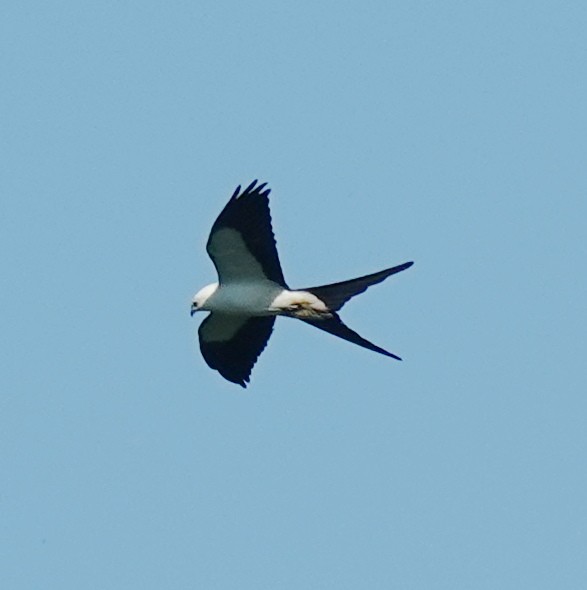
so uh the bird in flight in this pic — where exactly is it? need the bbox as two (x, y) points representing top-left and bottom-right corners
(191, 180), (413, 387)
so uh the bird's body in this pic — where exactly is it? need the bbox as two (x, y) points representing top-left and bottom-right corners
(196, 281), (281, 316)
(191, 180), (413, 387)
(195, 281), (331, 318)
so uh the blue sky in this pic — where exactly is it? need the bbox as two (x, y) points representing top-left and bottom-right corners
(2, 2), (586, 588)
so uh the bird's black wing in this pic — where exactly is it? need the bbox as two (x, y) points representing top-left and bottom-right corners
(206, 180), (287, 286)
(301, 313), (402, 360)
(198, 313), (275, 387)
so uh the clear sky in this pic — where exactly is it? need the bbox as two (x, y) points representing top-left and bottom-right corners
(2, 2), (586, 588)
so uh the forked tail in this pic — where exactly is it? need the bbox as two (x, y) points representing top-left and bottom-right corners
(300, 313), (403, 360)
(301, 261), (413, 312)
(298, 260), (414, 360)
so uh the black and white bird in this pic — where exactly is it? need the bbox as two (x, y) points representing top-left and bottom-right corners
(191, 180), (413, 387)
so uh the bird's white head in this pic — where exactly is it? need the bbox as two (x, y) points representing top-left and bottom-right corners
(190, 282), (218, 316)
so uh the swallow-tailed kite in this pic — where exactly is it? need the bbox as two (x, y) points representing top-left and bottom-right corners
(191, 180), (413, 387)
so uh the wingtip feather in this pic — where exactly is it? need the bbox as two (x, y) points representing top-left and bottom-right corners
(244, 179), (258, 194)
(230, 185), (241, 200)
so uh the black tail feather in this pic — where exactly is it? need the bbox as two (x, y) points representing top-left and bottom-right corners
(301, 313), (402, 360)
(301, 261), (413, 312)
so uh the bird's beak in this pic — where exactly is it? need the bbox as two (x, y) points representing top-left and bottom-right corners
(190, 304), (198, 317)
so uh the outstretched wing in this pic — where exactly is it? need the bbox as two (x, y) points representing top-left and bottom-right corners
(198, 313), (275, 387)
(206, 180), (287, 286)
(301, 313), (402, 360)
